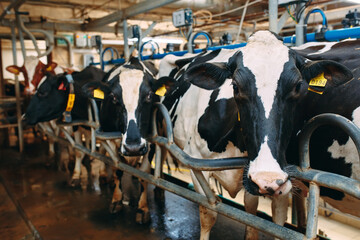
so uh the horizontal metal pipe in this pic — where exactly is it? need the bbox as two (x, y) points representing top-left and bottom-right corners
(283, 26), (360, 44)
(289, 166), (360, 199)
(38, 128), (305, 240)
(149, 135), (248, 171)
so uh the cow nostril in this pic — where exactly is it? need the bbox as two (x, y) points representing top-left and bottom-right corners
(266, 187), (275, 195)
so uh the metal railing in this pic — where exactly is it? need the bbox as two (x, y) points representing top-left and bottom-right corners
(35, 100), (360, 240)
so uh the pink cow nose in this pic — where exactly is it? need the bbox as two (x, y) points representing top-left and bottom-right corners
(249, 172), (288, 195)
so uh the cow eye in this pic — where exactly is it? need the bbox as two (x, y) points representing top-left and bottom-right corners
(295, 81), (302, 93)
(145, 92), (153, 103)
(109, 93), (118, 104)
(232, 82), (239, 94)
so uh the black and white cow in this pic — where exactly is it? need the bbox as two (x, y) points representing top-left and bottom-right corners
(184, 30), (359, 232)
(157, 49), (249, 240)
(24, 66), (106, 190)
(82, 57), (160, 223)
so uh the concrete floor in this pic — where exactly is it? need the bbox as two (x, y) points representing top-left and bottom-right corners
(0, 139), (275, 240)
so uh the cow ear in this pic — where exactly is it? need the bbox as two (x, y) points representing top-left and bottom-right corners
(6, 65), (23, 75)
(46, 62), (58, 72)
(184, 62), (231, 90)
(82, 81), (111, 100)
(301, 60), (353, 88)
(152, 77), (177, 97)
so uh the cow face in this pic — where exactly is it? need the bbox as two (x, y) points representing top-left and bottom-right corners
(83, 58), (163, 156)
(24, 74), (69, 125)
(6, 56), (58, 95)
(185, 31), (353, 196)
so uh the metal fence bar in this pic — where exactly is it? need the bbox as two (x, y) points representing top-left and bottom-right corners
(298, 113), (360, 170)
(306, 183), (320, 239)
(289, 166), (360, 199)
(35, 127), (306, 240)
(33, 102), (360, 240)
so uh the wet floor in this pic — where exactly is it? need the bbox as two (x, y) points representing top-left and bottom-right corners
(0, 139), (274, 240)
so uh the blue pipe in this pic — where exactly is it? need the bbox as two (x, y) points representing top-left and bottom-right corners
(283, 26), (360, 44)
(92, 27), (360, 66)
(91, 42), (247, 66)
(100, 47), (119, 70)
(305, 8), (327, 29)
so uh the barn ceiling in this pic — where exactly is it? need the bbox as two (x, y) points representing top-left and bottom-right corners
(0, 0), (359, 43)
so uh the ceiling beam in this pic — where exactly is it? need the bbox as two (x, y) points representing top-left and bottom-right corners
(85, 0), (180, 29)
(1, 19), (124, 33)
(0, 0), (27, 21)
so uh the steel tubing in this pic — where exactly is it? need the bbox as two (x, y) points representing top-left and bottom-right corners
(36, 128), (305, 240)
(298, 113), (360, 170)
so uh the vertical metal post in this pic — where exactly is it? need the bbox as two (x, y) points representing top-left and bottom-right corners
(296, 2), (306, 46)
(268, 0), (278, 33)
(11, 21), (24, 152)
(306, 182), (320, 239)
(15, 13), (26, 60)
(123, 20), (130, 61)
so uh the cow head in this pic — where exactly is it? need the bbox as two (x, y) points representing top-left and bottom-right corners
(83, 58), (166, 156)
(24, 73), (71, 125)
(6, 56), (58, 95)
(185, 31), (353, 196)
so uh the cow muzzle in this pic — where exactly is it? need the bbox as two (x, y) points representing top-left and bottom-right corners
(249, 172), (292, 196)
(120, 142), (148, 156)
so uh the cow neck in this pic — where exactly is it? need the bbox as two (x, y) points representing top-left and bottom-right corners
(63, 74), (75, 123)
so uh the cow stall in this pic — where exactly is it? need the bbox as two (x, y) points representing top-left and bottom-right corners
(14, 95), (359, 240)
(1, 1), (360, 240)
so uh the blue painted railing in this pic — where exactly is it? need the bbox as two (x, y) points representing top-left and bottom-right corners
(283, 26), (360, 44)
(91, 27), (360, 66)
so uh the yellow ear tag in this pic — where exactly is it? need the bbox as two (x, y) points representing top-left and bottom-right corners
(155, 85), (167, 96)
(309, 72), (327, 87)
(307, 88), (324, 95)
(93, 88), (104, 99)
(46, 66), (52, 71)
(238, 112), (240, 121)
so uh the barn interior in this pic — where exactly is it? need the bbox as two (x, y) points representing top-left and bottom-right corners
(0, 0), (359, 240)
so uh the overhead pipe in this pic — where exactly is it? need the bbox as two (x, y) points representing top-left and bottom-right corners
(0, 0), (26, 21)
(54, 35), (74, 67)
(268, 0), (278, 33)
(15, 13), (27, 60)
(94, 26), (360, 66)
(283, 26), (360, 44)
(15, 13), (54, 58)
(295, 2), (306, 46)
